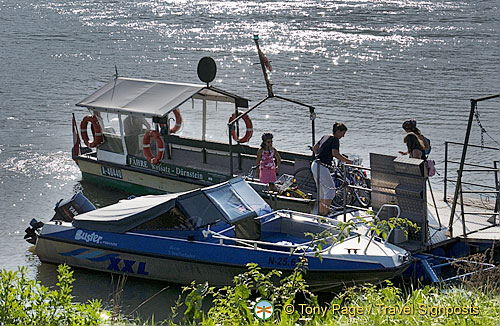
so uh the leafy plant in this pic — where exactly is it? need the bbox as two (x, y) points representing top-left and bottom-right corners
(0, 265), (104, 325)
(179, 259), (316, 325)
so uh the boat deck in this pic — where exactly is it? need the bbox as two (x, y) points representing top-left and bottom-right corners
(427, 188), (499, 242)
(334, 187), (499, 253)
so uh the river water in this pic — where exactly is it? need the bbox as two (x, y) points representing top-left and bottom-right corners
(0, 0), (498, 321)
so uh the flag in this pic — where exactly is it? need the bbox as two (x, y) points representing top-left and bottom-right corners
(72, 113), (81, 161)
(258, 48), (272, 72)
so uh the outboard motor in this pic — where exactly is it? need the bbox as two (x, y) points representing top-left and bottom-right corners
(51, 192), (96, 222)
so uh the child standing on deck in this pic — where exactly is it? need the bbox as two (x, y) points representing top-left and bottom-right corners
(255, 133), (282, 184)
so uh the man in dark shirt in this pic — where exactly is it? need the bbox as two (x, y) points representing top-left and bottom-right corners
(311, 122), (352, 215)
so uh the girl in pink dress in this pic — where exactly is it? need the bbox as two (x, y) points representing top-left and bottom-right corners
(255, 133), (282, 184)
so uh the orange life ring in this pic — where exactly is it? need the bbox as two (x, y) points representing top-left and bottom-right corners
(142, 130), (165, 165)
(169, 108), (183, 134)
(80, 115), (103, 148)
(228, 111), (253, 143)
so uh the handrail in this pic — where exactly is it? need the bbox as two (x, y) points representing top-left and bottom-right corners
(415, 253), (496, 284)
(201, 209), (360, 252)
(444, 141), (499, 151)
(446, 95), (499, 237)
(364, 204), (401, 254)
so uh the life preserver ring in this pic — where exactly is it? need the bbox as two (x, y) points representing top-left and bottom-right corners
(228, 111), (253, 143)
(169, 108), (183, 134)
(80, 115), (103, 148)
(143, 130), (165, 165)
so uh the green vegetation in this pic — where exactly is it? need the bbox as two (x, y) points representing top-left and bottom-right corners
(0, 265), (105, 325)
(1, 262), (500, 325)
(1, 216), (497, 325)
(173, 261), (500, 326)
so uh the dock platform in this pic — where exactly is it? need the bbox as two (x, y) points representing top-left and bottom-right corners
(394, 188), (500, 253)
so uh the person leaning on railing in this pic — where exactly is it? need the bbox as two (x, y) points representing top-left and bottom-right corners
(311, 122), (353, 216)
(399, 119), (430, 160)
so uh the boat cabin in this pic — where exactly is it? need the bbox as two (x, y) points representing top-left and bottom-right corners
(74, 76), (316, 211)
(73, 177), (272, 238)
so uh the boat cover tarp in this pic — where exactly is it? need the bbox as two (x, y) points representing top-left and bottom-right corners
(72, 177), (271, 233)
(72, 193), (178, 233)
(76, 77), (248, 118)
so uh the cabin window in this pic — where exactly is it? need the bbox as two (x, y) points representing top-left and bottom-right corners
(177, 193), (225, 228)
(132, 206), (194, 231)
(96, 112), (124, 154)
(205, 185), (255, 223)
(123, 114), (152, 156)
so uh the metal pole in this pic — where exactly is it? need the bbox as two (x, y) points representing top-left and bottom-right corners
(444, 142), (448, 202)
(448, 99), (477, 237)
(494, 161), (499, 221)
(459, 182), (466, 238)
(315, 159), (320, 215)
(253, 34), (274, 97)
(229, 132), (234, 176)
(427, 178), (442, 228)
(343, 164), (347, 222)
(310, 107), (316, 148)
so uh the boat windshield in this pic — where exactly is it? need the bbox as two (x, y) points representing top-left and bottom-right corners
(205, 178), (271, 224)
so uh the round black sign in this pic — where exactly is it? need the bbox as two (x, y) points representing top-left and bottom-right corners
(197, 57), (217, 84)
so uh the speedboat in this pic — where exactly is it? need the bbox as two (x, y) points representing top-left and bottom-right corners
(26, 177), (410, 291)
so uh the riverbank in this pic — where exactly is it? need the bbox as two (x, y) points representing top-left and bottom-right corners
(3, 260), (500, 326)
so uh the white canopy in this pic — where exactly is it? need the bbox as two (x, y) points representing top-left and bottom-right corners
(76, 77), (248, 118)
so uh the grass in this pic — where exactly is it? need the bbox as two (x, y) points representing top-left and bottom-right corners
(2, 257), (500, 325)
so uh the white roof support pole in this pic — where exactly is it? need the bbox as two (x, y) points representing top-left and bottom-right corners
(202, 99), (207, 141)
(118, 113), (128, 156)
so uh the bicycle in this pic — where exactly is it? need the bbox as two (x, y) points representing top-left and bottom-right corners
(333, 158), (371, 209)
(246, 166), (310, 199)
(293, 156), (371, 210)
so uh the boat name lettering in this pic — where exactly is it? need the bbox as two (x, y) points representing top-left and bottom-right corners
(101, 166), (123, 179)
(127, 156), (229, 183)
(75, 230), (103, 244)
(107, 257), (149, 275)
(175, 167), (203, 180)
(268, 256), (298, 267)
(128, 157), (149, 168)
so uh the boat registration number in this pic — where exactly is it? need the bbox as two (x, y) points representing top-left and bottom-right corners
(268, 256), (298, 267)
(101, 166), (123, 179)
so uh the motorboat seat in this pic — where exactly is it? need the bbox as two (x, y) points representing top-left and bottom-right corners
(234, 217), (261, 241)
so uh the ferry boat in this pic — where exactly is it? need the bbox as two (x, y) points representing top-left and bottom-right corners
(71, 37), (322, 212)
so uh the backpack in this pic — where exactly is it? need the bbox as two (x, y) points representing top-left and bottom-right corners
(424, 137), (431, 156)
(426, 159), (436, 177)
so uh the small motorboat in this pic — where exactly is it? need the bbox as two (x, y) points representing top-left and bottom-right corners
(26, 177), (410, 291)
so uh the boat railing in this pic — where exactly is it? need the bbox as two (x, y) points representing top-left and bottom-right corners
(202, 209), (352, 253)
(444, 140), (500, 237)
(415, 253), (496, 284)
(445, 94), (500, 238)
(364, 204), (401, 255)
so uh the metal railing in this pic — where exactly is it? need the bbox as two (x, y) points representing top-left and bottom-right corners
(443, 141), (500, 237)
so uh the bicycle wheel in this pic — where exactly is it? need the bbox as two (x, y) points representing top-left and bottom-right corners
(330, 172), (353, 210)
(351, 170), (371, 207)
(293, 167), (316, 195)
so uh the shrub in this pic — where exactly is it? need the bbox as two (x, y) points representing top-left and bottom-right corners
(0, 265), (105, 325)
